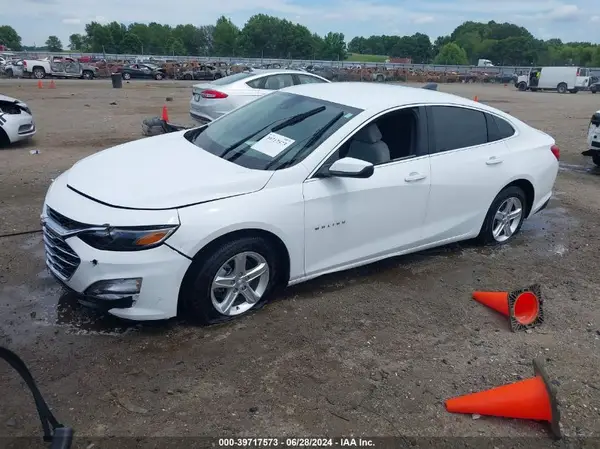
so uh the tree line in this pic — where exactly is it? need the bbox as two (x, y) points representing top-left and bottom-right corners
(1, 16), (600, 66)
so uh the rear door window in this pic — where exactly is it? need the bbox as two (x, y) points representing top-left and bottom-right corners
(429, 106), (488, 153)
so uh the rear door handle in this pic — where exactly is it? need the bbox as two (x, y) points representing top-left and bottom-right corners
(404, 172), (427, 182)
(486, 157), (503, 165)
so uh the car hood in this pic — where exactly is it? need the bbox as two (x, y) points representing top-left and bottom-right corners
(65, 131), (274, 210)
(0, 93), (27, 108)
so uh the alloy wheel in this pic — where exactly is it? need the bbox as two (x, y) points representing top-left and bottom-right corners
(210, 251), (270, 316)
(492, 197), (523, 242)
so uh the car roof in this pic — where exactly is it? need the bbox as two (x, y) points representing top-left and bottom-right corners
(280, 82), (504, 115)
(246, 69), (312, 78)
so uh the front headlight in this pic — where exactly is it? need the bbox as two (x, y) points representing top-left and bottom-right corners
(78, 225), (178, 251)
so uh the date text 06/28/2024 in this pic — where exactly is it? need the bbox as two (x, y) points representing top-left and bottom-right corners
(218, 438), (375, 447)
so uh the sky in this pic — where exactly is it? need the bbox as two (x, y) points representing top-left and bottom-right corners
(2, 0), (600, 48)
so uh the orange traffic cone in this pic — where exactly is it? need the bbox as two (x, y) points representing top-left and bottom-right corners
(472, 284), (543, 332)
(445, 359), (561, 439)
(161, 105), (169, 122)
(474, 95), (479, 102)
(37, 80), (43, 89)
(49, 79), (56, 89)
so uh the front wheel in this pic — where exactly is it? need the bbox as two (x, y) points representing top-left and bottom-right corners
(180, 236), (280, 324)
(82, 71), (93, 80)
(155, 73), (164, 80)
(518, 82), (527, 91)
(122, 72), (131, 80)
(477, 186), (527, 245)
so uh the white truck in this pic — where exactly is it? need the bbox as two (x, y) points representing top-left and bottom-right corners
(582, 110), (600, 166)
(515, 66), (590, 93)
(21, 55), (97, 80)
(477, 59), (494, 67)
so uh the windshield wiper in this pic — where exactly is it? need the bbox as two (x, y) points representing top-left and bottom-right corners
(265, 111), (345, 170)
(219, 106), (326, 160)
(271, 106), (326, 132)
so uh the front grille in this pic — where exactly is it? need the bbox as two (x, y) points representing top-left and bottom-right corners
(43, 208), (82, 281)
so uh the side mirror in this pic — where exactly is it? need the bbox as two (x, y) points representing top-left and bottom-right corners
(328, 157), (374, 178)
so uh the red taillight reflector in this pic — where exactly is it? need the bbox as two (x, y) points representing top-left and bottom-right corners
(200, 89), (228, 99)
(550, 144), (560, 161)
(22, 60), (27, 67)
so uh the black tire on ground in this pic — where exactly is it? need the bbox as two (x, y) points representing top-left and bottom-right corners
(557, 83), (567, 94)
(122, 72), (131, 80)
(82, 70), (93, 80)
(591, 89), (597, 94)
(155, 73), (164, 80)
(184, 74), (192, 80)
(518, 82), (527, 91)
(477, 186), (527, 246)
(593, 154), (600, 166)
(180, 236), (281, 324)
(5, 69), (13, 78)
(214, 73), (222, 80)
(33, 67), (45, 79)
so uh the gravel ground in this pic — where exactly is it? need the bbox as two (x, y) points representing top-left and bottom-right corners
(0, 79), (599, 446)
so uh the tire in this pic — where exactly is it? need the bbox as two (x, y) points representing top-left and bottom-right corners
(477, 186), (527, 245)
(155, 73), (164, 80)
(5, 69), (13, 78)
(557, 83), (567, 94)
(184, 74), (192, 80)
(569, 89), (578, 94)
(591, 89), (597, 94)
(82, 70), (93, 80)
(376, 74), (384, 82)
(213, 73), (222, 80)
(593, 154), (600, 166)
(33, 67), (45, 79)
(122, 72), (131, 80)
(518, 82), (527, 91)
(180, 236), (280, 324)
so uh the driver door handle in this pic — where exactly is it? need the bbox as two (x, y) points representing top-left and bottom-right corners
(404, 172), (427, 182)
(486, 156), (503, 165)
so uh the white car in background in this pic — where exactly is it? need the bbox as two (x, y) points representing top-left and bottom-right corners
(189, 69), (330, 123)
(582, 110), (600, 166)
(0, 94), (36, 146)
(42, 83), (559, 323)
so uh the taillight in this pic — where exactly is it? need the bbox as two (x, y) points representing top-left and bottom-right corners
(550, 144), (560, 161)
(22, 61), (26, 67)
(200, 89), (228, 99)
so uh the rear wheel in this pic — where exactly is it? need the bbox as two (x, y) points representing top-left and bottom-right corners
(593, 154), (600, 166)
(122, 72), (131, 80)
(557, 83), (567, 94)
(33, 67), (45, 79)
(477, 186), (527, 245)
(180, 236), (280, 324)
(155, 73), (164, 80)
(82, 70), (93, 80)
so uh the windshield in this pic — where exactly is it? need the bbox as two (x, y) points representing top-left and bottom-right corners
(184, 92), (362, 170)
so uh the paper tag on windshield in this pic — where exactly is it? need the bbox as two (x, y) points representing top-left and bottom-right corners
(251, 132), (295, 157)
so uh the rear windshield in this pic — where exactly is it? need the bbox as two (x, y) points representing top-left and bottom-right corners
(184, 91), (362, 171)
(211, 72), (254, 85)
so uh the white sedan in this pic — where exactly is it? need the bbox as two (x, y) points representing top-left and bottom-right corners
(41, 82), (559, 323)
(0, 94), (36, 146)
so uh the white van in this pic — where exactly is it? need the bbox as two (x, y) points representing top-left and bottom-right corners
(477, 59), (494, 67)
(515, 67), (590, 93)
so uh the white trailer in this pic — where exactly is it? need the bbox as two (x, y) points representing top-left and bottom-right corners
(515, 66), (590, 93)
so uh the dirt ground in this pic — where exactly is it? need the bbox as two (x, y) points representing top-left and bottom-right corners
(0, 78), (599, 446)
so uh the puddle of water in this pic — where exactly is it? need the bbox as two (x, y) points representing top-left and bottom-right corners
(520, 206), (578, 238)
(559, 162), (600, 175)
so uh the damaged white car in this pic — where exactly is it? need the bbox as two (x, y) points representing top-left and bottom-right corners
(0, 94), (36, 146)
(583, 110), (600, 166)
